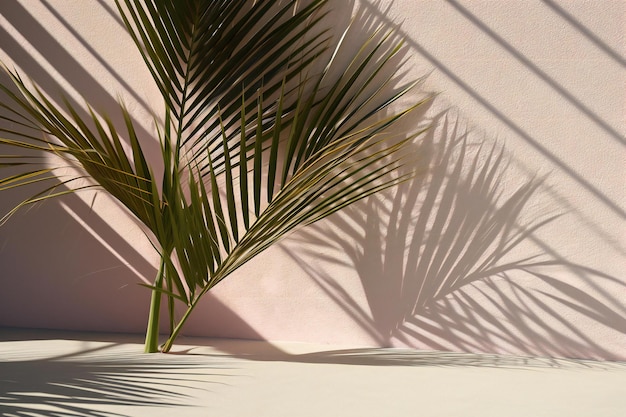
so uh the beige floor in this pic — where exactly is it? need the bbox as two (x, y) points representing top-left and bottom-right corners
(1, 328), (626, 417)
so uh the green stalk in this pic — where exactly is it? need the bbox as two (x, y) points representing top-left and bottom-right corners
(160, 282), (216, 353)
(144, 256), (166, 353)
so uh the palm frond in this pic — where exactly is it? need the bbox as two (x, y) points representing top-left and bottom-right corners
(1, 0), (429, 353)
(116, 0), (329, 167)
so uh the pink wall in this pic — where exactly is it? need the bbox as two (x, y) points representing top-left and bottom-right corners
(0, 1), (624, 360)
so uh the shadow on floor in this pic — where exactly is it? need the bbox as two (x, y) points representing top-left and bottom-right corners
(0, 331), (231, 417)
(170, 334), (626, 371)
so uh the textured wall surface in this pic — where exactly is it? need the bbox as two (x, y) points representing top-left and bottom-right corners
(0, 1), (624, 360)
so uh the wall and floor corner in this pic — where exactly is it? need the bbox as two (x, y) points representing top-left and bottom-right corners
(0, 1), (623, 361)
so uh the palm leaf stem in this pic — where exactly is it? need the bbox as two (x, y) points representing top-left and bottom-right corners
(144, 254), (167, 353)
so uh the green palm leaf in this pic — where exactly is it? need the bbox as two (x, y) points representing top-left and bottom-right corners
(0, 0), (429, 353)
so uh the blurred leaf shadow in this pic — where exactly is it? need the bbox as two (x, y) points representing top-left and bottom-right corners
(281, 111), (626, 360)
(0, 337), (228, 417)
(171, 333), (626, 371)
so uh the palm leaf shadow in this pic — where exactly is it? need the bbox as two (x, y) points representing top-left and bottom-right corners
(174, 333), (626, 370)
(282, 112), (626, 359)
(0, 340), (227, 417)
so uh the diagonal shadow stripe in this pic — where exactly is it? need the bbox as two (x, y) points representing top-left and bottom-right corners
(356, 0), (626, 221)
(445, 0), (625, 146)
(541, 0), (626, 68)
(40, 0), (153, 115)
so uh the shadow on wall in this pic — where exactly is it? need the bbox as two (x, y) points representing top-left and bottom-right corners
(0, 145), (262, 338)
(282, 111), (626, 361)
(540, 0), (626, 68)
(0, 51), (156, 331)
(0, 0), (368, 338)
(355, 0), (626, 250)
(1, 0), (624, 362)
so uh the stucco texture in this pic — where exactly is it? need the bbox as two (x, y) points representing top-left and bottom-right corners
(0, 1), (624, 360)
